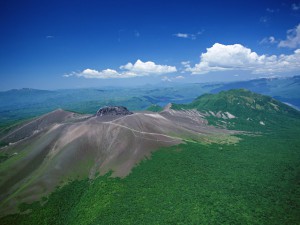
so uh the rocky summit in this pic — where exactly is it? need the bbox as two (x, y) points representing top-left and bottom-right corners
(96, 106), (133, 116)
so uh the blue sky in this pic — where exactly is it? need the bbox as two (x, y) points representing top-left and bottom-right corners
(0, 0), (300, 90)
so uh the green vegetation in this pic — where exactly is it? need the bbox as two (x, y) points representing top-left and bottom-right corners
(1, 89), (300, 224)
(172, 89), (300, 131)
(1, 118), (300, 224)
(0, 153), (11, 163)
(146, 104), (163, 112)
(172, 89), (298, 117)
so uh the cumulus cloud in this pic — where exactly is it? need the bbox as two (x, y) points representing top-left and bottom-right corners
(65, 60), (177, 79)
(187, 43), (300, 75)
(278, 24), (300, 48)
(120, 59), (176, 75)
(65, 68), (123, 79)
(175, 76), (185, 79)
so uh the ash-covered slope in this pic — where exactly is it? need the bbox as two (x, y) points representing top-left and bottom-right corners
(0, 105), (238, 215)
(0, 109), (79, 145)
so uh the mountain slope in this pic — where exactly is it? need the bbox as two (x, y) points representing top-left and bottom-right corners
(0, 109), (79, 146)
(0, 105), (238, 215)
(0, 90), (300, 224)
(1, 76), (299, 128)
(210, 75), (300, 109)
(172, 89), (300, 130)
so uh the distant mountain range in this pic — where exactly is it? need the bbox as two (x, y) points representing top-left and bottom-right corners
(0, 76), (299, 128)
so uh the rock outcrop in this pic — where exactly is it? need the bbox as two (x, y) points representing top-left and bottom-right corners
(96, 106), (133, 117)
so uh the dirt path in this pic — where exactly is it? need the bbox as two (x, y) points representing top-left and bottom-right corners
(103, 121), (182, 142)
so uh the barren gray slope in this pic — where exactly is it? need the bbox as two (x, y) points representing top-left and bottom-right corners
(0, 108), (239, 215)
(0, 109), (80, 144)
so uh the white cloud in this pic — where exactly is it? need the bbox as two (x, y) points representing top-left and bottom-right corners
(187, 43), (300, 75)
(180, 61), (192, 73)
(292, 3), (300, 10)
(175, 76), (185, 79)
(65, 60), (177, 79)
(64, 68), (124, 79)
(278, 24), (300, 48)
(181, 61), (190, 66)
(173, 30), (204, 40)
(260, 36), (277, 45)
(120, 59), (177, 75)
(269, 36), (277, 43)
(181, 61), (191, 68)
(79, 68), (121, 78)
(174, 33), (192, 39)
(161, 76), (172, 82)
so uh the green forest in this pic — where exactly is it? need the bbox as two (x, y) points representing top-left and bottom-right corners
(1, 115), (300, 224)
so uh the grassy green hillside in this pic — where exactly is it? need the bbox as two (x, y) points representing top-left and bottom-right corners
(172, 89), (300, 131)
(1, 89), (300, 224)
(146, 104), (163, 112)
(210, 76), (300, 109)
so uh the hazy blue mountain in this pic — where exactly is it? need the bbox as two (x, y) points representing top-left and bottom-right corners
(1, 76), (299, 128)
(0, 84), (210, 127)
